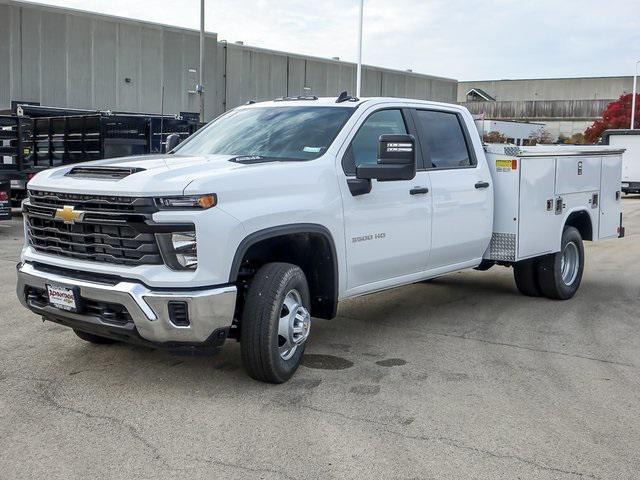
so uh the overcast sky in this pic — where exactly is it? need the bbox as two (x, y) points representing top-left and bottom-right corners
(33, 0), (640, 80)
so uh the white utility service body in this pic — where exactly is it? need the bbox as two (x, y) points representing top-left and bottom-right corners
(16, 96), (624, 383)
(602, 130), (640, 194)
(484, 144), (624, 263)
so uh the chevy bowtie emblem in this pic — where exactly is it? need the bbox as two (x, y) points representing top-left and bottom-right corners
(54, 205), (85, 224)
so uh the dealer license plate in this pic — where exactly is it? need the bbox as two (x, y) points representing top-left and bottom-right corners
(46, 284), (78, 312)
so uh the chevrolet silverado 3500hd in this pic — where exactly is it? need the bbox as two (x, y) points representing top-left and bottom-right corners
(17, 95), (624, 383)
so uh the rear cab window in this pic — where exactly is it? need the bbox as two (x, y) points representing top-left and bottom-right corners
(413, 109), (476, 169)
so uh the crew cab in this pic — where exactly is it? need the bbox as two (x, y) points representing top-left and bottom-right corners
(16, 95), (624, 383)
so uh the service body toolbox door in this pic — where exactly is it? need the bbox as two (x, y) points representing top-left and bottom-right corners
(518, 156), (559, 258)
(599, 154), (623, 239)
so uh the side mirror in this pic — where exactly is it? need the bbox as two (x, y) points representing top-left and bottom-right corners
(165, 133), (181, 152)
(356, 134), (417, 181)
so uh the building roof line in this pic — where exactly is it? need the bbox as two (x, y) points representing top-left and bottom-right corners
(2, 0), (220, 37)
(459, 75), (633, 83)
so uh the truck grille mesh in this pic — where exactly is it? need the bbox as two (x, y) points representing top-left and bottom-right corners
(24, 191), (163, 266)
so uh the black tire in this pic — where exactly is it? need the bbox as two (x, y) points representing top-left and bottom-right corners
(537, 226), (584, 300)
(241, 262), (311, 383)
(513, 258), (541, 297)
(73, 329), (118, 345)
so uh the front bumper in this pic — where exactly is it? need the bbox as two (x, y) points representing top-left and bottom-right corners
(17, 262), (237, 351)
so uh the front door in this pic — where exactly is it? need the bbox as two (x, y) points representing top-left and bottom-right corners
(338, 107), (432, 293)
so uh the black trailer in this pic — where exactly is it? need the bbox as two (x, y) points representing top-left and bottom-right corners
(30, 112), (200, 162)
(3, 109), (200, 205)
(0, 115), (33, 216)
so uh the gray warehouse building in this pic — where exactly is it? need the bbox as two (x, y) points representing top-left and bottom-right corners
(0, 0), (457, 121)
(458, 76), (635, 139)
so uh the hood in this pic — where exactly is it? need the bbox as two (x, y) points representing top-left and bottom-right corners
(27, 154), (247, 196)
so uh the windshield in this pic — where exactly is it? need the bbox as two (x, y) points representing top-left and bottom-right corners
(174, 106), (354, 161)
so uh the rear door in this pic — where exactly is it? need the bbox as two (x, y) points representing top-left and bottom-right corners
(412, 108), (493, 269)
(338, 107), (432, 293)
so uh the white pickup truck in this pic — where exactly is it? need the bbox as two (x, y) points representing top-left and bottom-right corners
(17, 95), (624, 383)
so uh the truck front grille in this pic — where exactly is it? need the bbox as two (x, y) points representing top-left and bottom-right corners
(24, 191), (163, 266)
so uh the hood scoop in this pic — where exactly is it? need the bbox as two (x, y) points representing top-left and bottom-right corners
(65, 166), (146, 179)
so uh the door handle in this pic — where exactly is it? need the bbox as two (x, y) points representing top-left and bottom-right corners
(475, 181), (490, 189)
(410, 187), (429, 195)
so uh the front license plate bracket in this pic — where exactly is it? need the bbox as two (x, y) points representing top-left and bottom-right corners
(46, 284), (83, 313)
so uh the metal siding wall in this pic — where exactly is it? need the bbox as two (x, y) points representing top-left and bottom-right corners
(66, 15), (92, 108)
(362, 68), (382, 96)
(218, 46), (456, 110)
(0, 4), (11, 108)
(214, 42), (227, 115)
(462, 99), (614, 121)
(117, 23), (142, 111)
(9, 6), (22, 102)
(222, 44), (244, 109)
(381, 72), (407, 98)
(139, 26), (163, 113)
(339, 64), (356, 96)
(182, 33), (200, 113)
(92, 20), (117, 109)
(161, 30), (183, 115)
(305, 59), (330, 96)
(20, 7), (41, 102)
(41, 12), (67, 107)
(268, 54), (288, 101)
(286, 57), (306, 97)
(458, 77), (635, 102)
(203, 35), (218, 118)
(2, 1), (456, 118)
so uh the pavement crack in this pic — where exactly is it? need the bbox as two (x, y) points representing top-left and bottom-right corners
(428, 331), (634, 368)
(286, 402), (600, 479)
(188, 456), (297, 480)
(337, 315), (634, 368)
(36, 383), (169, 467)
(429, 435), (601, 479)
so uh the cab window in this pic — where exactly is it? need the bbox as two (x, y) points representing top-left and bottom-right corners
(342, 109), (407, 175)
(414, 110), (474, 169)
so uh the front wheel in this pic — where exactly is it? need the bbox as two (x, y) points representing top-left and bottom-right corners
(537, 226), (584, 300)
(240, 262), (311, 383)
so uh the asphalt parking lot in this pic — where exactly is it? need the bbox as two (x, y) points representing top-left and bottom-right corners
(1, 200), (639, 480)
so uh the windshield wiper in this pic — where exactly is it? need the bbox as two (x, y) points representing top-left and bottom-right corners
(229, 155), (306, 164)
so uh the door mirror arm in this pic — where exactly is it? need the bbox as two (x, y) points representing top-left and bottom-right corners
(347, 177), (372, 196)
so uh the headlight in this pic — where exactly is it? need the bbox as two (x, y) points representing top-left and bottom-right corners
(156, 194), (217, 210)
(157, 231), (198, 270)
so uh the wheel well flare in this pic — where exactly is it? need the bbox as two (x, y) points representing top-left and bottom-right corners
(565, 210), (593, 241)
(231, 226), (338, 320)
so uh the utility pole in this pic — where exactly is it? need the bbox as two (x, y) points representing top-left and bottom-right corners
(631, 60), (639, 130)
(198, 0), (205, 123)
(356, 0), (363, 97)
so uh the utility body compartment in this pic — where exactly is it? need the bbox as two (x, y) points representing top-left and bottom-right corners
(484, 144), (624, 263)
